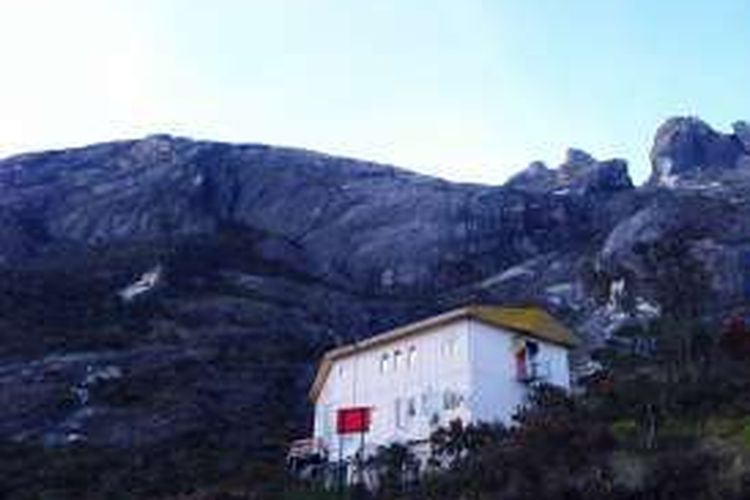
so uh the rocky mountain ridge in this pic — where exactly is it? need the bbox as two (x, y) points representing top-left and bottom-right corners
(1, 116), (750, 453)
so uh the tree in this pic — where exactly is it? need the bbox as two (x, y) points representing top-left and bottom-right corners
(632, 233), (712, 379)
(366, 443), (418, 499)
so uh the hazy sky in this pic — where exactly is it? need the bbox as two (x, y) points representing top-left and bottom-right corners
(1, 1), (748, 184)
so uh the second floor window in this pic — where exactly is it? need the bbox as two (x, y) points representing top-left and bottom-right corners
(393, 349), (403, 370)
(380, 353), (390, 373)
(407, 346), (417, 367)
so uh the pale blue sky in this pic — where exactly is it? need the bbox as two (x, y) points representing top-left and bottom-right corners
(0, 1), (748, 184)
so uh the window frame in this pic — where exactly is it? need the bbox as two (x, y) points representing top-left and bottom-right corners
(393, 349), (403, 371)
(407, 345), (417, 367)
(379, 353), (390, 373)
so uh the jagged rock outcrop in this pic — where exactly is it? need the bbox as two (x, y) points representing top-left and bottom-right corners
(649, 116), (749, 187)
(2, 116), (750, 459)
(733, 121), (750, 151)
(507, 148), (632, 195)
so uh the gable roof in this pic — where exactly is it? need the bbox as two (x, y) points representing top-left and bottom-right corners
(308, 305), (578, 402)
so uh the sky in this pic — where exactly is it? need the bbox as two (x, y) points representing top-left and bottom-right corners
(0, 1), (748, 185)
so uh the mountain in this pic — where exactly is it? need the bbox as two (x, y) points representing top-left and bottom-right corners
(1, 116), (750, 459)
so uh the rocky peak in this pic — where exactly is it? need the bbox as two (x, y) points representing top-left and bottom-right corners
(649, 116), (748, 187)
(733, 121), (750, 152)
(506, 148), (632, 195)
(504, 161), (557, 192)
(563, 148), (596, 167)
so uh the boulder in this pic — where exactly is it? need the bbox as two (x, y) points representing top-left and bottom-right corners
(649, 116), (744, 186)
(505, 161), (557, 192)
(564, 148), (596, 167)
(506, 150), (632, 195)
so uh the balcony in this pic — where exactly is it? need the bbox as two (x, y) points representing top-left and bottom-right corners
(516, 361), (550, 384)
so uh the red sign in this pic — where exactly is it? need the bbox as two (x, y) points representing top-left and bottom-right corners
(336, 407), (371, 434)
(515, 348), (527, 380)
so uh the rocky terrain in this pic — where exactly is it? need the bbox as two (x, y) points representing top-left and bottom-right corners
(1, 116), (750, 457)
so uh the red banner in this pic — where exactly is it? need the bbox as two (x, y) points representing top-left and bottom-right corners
(336, 407), (371, 434)
(515, 348), (527, 380)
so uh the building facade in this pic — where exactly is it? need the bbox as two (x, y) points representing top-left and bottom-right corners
(307, 305), (577, 465)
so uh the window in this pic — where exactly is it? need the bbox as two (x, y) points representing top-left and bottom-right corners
(527, 340), (539, 357)
(421, 393), (430, 415)
(429, 412), (440, 427)
(515, 338), (542, 382)
(338, 364), (345, 377)
(395, 397), (417, 428)
(393, 350), (403, 371)
(442, 337), (457, 357)
(395, 398), (404, 429)
(442, 390), (463, 410)
(380, 353), (390, 373)
(407, 346), (417, 367)
(407, 397), (417, 418)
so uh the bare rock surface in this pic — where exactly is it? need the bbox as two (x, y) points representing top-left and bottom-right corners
(2, 117), (750, 454)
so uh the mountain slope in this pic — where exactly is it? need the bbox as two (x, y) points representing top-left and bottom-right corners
(1, 117), (750, 457)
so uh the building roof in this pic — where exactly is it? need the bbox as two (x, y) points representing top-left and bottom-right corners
(308, 305), (578, 402)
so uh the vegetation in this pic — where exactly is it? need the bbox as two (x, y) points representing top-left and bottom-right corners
(343, 313), (750, 500)
(206, 308), (750, 500)
(5, 313), (750, 499)
(5, 233), (750, 498)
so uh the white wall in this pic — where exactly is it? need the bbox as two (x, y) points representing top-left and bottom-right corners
(467, 319), (571, 424)
(313, 318), (572, 461)
(314, 319), (473, 460)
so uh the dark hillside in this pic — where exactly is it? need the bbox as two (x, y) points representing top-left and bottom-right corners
(2, 117), (750, 497)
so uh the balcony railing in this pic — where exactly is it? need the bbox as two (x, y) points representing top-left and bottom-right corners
(287, 437), (327, 461)
(517, 361), (550, 383)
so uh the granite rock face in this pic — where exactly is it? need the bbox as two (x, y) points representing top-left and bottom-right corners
(1, 117), (750, 455)
(649, 116), (747, 186)
(507, 149), (632, 195)
(733, 121), (750, 152)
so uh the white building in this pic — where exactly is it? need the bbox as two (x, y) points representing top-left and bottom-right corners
(306, 305), (578, 466)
